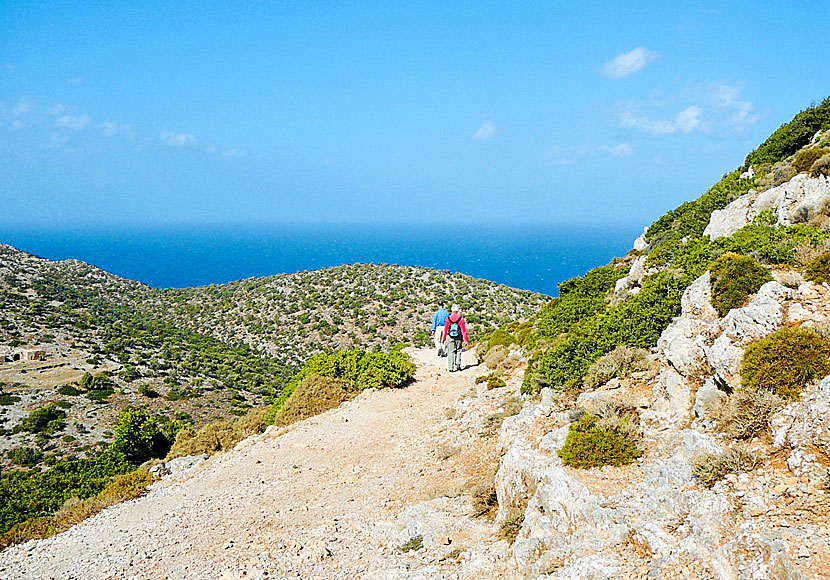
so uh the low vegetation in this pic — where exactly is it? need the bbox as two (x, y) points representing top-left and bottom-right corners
(709, 253), (773, 317)
(744, 97), (830, 167)
(713, 389), (786, 440)
(805, 252), (830, 283)
(582, 345), (650, 389)
(741, 327), (830, 399)
(557, 407), (641, 469)
(692, 448), (760, 488)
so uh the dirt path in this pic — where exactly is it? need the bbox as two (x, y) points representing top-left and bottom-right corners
(0, 348), (518, 580)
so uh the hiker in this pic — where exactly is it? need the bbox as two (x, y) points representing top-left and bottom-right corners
(442, 304), (469, 372)
(431, 302), (449, 357)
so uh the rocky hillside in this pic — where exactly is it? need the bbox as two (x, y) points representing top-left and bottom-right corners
(0, 246), (546, 469)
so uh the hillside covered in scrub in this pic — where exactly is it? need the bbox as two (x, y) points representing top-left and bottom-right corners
(0, 248), (545, 471)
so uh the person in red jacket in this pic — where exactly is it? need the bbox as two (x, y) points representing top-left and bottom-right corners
(442, 304), (469, 372)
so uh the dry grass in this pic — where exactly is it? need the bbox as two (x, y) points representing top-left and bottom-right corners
(692, 447), (761, 487)
(713, 389), (785, 440)
(271, 375), (356, 427)
(168, 406), (271, 458)
(470, 481), (498, 518)
(583, 345), (650, 389)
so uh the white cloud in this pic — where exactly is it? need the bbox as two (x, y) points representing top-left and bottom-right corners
(56, 114), (92, 130)
(543, 142), (633, 166)
(602, 47), (658, 79)
(161, 131), (197, 146)
(620, 105), (703, 135)
(595, 142), (634, 156)
(473, 121), (499, 140)
(222, 148), (243, 157)
(48, 104), (66, 116)
(66, 77), (84, 86)
(99, 122), (134, 138)
(47, 133), (68, 149)
(12, 101), (31, 117)
(710, 82), (758, 131)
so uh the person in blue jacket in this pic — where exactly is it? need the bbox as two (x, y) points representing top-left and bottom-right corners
(431, 302), (449, 357)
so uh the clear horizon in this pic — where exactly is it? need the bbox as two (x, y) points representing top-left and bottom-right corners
(2, 2), (829, 228)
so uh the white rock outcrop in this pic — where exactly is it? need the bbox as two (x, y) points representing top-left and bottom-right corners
(703, 174), (830, 240)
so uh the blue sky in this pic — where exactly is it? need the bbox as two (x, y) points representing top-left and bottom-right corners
(1, 1), (828, 227)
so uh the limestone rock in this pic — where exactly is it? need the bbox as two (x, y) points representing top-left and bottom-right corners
(613, 255), (646, 301)
(704, 174), (830, 240)
(771, 375), (830, 456)
(632, 228), (649, 252)
(680, 271), (719, 321)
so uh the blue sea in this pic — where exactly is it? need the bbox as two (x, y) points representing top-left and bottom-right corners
(1, 223), (642, 296)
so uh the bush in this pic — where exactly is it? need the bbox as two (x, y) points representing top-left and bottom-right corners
(56, 385), (81, 396)
(805, 252), (830, 283)
(486, 329), (515, 350)
(473, 374), (507, 390)
(271, 375), (355, 427)
(14, 403), (66, 435)
(7, 446), (43, 467)
(714, 389), (785, 440)
(557, 413), (641, 469)
(583, 345), (649, 388)
(741, 327), (830, 399)
(709, 253), (772, 316)
(692, 448), (760, 487)
(110, 408), (171, 465)
(812, 153), (830, 177)
(81, 372), (115, 401)
(793, 147), (830, 174)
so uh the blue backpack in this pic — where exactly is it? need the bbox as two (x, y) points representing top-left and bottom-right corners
(448, 316), (462, 338)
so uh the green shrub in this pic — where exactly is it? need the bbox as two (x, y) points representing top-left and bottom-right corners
(487, 376), (506, 390)
(56, 385), (81, 396)
(745, 97), (830, 166)
(805, 252), (830, 283)
(7, 446), (44, 467)
(583, 345), (650, 388)
(0, 394), (21, 405)
(81, 372), (115, 401)
(525, 270), (686, 393)
(793, 147), (830, 174)
(557, 414), (641, 468)
(398, 534), (424, 552)
(692, 448), (760, 487)
(499, 512), (524, 545)
(741, 327), (830, 399)
(486, 329), (515, 350)
(708, 253), (772, 316)
(109, 408), (171, 465)
(137, 384), (160, 398)
(263, 348), (415, 424)
(13, 403), (66, 435)
(475, 373), (506, 389)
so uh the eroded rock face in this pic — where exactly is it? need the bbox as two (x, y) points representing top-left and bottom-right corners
(771, 376), (830, 480)
(493, 272), (830, 578)
(703, 174), (830, 240)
